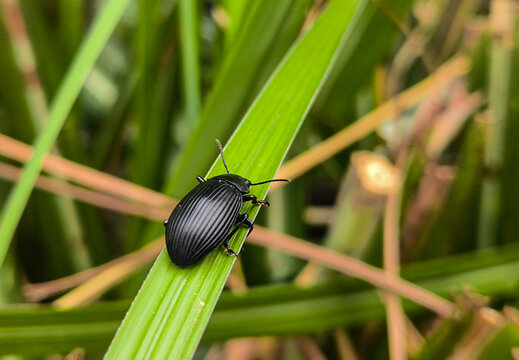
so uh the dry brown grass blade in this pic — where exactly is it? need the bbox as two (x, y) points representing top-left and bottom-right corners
(426, 87), (484, 158)
(13, 162), (456, 316)
(248, 227), (454, 317)
(30, 210), (454, 315)
(9, 155), (455, 314)
(2, 136), (454, 315)
(0, 161), (170, 221)
(53, 237), (164, 307)
(383, 151), (407, 360)
(272, 56), (469, 189)
(24, 237), (163, 302)
(0, 133), (175, 209)
(448, 308), (506, 360)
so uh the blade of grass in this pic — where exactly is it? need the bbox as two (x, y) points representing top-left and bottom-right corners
(178, 0), (201, 130)
(4, 249), (519, 356)
(205, 259), (519, 342)
(1, 158), (451, 314)
(106, 1), (359, 357)
(500, 10), (519, 244)
(15, 0), (110, 266)
(0, 301), (129, 356)
(0, 162), (170, 221)
(0, 133), (174, 209)
(24, 239), (164, 302)
(0, 136), (450, 312)
(130, 0), (175, 189)
(0, 0), (131, 268)
(52, 237), (164, 307)
(0, 2), (37, 138)
(18, 0), (64, 98)
(220, 0), (248, 49)
(57, 0), (83, 64)
(248, 227), (453, 316)
(314, 0), (415, 114)
(0, 160), (448, 312)
(478, 0), (515, 247)
(272, 56), (469, 187)
(383, 153), (406, 360)
(0, 1), (94, 274)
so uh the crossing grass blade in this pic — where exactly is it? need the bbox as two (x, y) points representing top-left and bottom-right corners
(0, 0), (131, 268)
(3, 242), (519, 356)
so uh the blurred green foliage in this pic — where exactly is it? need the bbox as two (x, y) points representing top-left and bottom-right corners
(0, 0), (518, 358)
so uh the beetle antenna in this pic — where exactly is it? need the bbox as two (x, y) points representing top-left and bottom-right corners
(250, 179), (290, 186)
(215, 139), (230, 174)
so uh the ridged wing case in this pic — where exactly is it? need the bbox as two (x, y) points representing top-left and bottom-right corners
(165, 179), (242, 267)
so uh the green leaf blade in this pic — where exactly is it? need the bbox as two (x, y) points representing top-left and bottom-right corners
(106, 0), (359, 357)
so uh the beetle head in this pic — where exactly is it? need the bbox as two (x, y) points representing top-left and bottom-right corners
(213, 139), (289, 193)
(214, 174), (251, 194)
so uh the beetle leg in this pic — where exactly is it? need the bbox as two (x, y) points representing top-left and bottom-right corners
(242, 217), (254, 236)
(223, 243), (239, 256)
(196, 176), (205, 183)
(242, 194), (269, 207)
(222, 213), (254, 256)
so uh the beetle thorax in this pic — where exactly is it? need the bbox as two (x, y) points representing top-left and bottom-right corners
(211, 174), (251, 194)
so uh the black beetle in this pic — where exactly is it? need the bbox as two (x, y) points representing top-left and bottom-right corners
(164, 140), (288, 267)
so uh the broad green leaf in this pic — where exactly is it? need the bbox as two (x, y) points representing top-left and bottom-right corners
(106, 0), (358, 357)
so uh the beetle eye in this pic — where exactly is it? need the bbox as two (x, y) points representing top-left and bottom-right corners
(245, 180), (251, 186)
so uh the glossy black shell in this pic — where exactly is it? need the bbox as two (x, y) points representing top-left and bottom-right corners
(165, 177), (244, 267)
